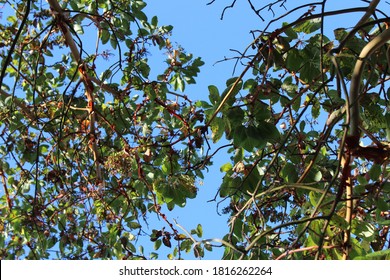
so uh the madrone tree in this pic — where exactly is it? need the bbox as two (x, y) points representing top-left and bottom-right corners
(203, 0), (390, 260)
(0, 0), (206, 259)
(1, 0), (390, 260)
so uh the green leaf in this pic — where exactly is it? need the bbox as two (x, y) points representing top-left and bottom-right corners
(233, 126), (252, 151)
(292, 96), (301, 112)
(285, 49), (302, 72)
(208, 85), (220, 105)
(330, 214), (349, 231)
(299, 120), (306, 132)
(283, 22), (298, 39)
(355, 249), (390, 260)
(133, 8), (148, 22)
(352, 220), (376, 241)
(211, 117), (225, 143)
(243, 78), (257, 91)
(311, 96), (320, 119)
(180, 240), (193, 253)
(196, 224), (203, 238)
(100, 69), (112, 81)
(226, 107), (244, 126)
(281, 76), (298, 96)
(308, 220), (322, 245)
(110, 36), (118, 50)
(334, 28), (347, 41)
(151, 15), (158, 27)
(138, 28), (149, 36)
(100, 29), (110, 45)
(128, 222), (141, 229)
(156, 184), (175, 204)
(313, 171), (322, 182)
(154, 239), (162, 250)
(294, 18), (322, 34)
(171, 74), (185, 92)
(362, 103), (385, 132)
(253, 101), (271, 121)
(220, 162), (232, 172)
(138, 61), (150, 78)
(383, 182), (390, 192)
(281, 162), (298, 183)
(376, 197), (388, 211)
(369, 164), (382, 181)
(220, 176), (242, 197)
(377, 219), (390, 225)
(257, 121), (280, 142)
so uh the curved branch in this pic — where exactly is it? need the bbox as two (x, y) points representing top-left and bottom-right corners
(332, 0), (380, 54)
(220, 0), (237, 20)
(276, 245), (339, 260)
(349, 28), (390, 138)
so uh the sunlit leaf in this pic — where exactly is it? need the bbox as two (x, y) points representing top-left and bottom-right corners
(73, 23), (84, 34)
(211, 117), (225, 143)
(294, 18), (322, 34)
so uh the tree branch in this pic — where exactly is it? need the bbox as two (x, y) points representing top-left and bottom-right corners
(46, 0), (104, 187)
(276, 245), (339, 260)
(349, 28), (390, 138)
(221, 0), (237, 20)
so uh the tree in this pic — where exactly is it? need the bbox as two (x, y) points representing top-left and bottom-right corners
(0, 0), (205, 259)
(203, 0), (390, 260)
(0, 0), (389, 260)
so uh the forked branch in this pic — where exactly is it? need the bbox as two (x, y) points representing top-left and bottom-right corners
(46, 0), (104, 187)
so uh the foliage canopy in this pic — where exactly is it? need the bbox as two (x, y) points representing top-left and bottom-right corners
(0, 0), (389, 259)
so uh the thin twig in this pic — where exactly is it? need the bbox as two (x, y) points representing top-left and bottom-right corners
(221, 0), (237, 20)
